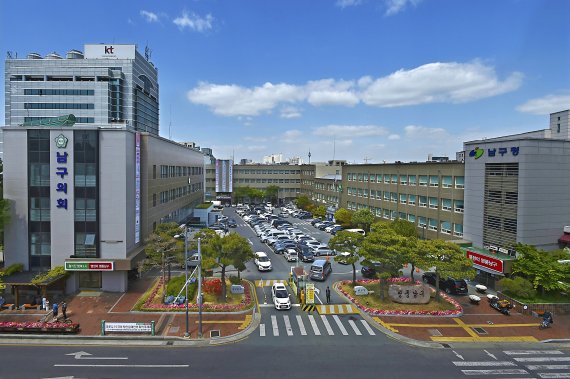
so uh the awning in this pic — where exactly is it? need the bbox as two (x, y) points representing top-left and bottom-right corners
(559, 234), (570, 244)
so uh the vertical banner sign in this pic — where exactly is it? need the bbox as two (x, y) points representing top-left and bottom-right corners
(215, 160), (220, 193)
(54, 134), (70, 210)
(135, 133), (141, 243)
(221, 160), (227, 192)
(228, 159), (233, 192)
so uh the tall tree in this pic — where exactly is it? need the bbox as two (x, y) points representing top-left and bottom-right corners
(511, 243), (569, 295)
(334, 208), (353, 227)
(295, 195), (311, 210)
(200, 232), (253, 302)
(418, 239), (475, 301)
(312, 205), (327, 219)
(352, 209), (375, 232)
(387, 219), (421, 280)
(233, 186), (251, 203)
(264, 185), (280, 205)
(144, 224), (182, 294)
(329, 231), (364, 285)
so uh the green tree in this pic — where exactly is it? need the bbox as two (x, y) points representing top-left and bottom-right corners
(144, 223), (182, 294)
(233, 186), (251, 203)
(295, 195), (311, 210)
(351, 209), (375, 232)
(334, 208), (353, 228)
(313, 205), (327, 219)
(511, 243), (569, 295)
(418, 239), (475, 301)
(250, 188), (265, 203)
(329, 231), (364, 285)
(386, 219), (421, 280)
(265, 185), (280, 205)
(200, 232), (253, 302)
(499, 276), (537, 299)
(360, 227), (415, 300)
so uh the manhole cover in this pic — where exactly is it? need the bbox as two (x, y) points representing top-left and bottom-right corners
(169, 326), (180, 333)
(210, 330), (221, 338)
(428, 329), (442, 336)
(473, 327), (488, 335)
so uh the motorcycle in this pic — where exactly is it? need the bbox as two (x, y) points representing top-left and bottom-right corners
(539, 311), (553, 330)
(488, 295), (513, 315)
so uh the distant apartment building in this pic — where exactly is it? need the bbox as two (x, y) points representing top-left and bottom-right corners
(262, 153), (284, 164)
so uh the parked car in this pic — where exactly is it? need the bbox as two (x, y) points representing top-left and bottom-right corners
(330, 226), (344, 235)
(271, 283), (291, 310)
(422, 272), (468, 295)
(254, 252), (272, 271)
(361, 261), (382, 278)
(313, 246), (335, 256)
(227, 219), (237, 228)
(336, 252), (351, 265)
(284, 249), (298, 262)
(186, 252), (200, 268)
(297, 247), (315, 262)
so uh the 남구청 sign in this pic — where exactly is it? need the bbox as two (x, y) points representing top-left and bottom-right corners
(105, 322), (152, 333)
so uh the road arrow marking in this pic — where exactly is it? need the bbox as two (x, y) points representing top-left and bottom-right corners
(452, 350), (464, 360)
(66, 351), (128, 360)
(484, 350), (498, 360)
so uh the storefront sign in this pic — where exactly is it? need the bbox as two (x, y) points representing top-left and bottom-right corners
(105, 322), (152, 332)
(467, 250), (503, 274)
(54, 134), (70, 210)
(65, 261), (114, 271)
(469, 146), (520, 159)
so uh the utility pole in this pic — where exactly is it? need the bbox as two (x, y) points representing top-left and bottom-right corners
(198, 238), (203, 338)
(184, 227), (189, 337)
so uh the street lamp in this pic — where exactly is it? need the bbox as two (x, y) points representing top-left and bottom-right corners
(183, 228), (190, 338)
(197, 237), (203, 338)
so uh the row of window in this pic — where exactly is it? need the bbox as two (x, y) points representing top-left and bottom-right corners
(346, 173), (464, 188)
(235, 178), (301, 184)
(25, 116), (95, 124)
(233, 169), (302, 175)
(485, 190), (518, 205)
(24, 89), (95, 96)
(485, 216), (517, 234)
(155, 183), (203, 206)
(345, 202), (464, 237)
(24, 102), (95, 110)
(158, 165), (203, 179)
(345, 188), (464, 212)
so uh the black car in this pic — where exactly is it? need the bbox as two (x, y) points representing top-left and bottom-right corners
(310, 218), (322, 226)
(318, 222), (334, 230)
(297, 247), (315, 262)
(330, 226), (344, 235)
(361, 261), (382, 278)
(298, 212), (312, 219)
(227, 219), (237, 228)
(422, 272), (468, 295)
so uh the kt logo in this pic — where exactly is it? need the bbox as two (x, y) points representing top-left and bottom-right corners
(104, 45), (114, 54)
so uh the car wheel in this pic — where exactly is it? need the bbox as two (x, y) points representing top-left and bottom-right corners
(445, 287), (451, 294)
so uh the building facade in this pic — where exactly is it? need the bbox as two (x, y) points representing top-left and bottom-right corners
(3, 125), (203, 292)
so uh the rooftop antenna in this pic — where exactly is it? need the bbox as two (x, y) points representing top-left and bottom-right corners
(145, 44), (152, 61)
(168, 105), (172, 139)
(308, 149), (311, 164)
(363, 156), (372, 164)
(332, 138), (336, 162)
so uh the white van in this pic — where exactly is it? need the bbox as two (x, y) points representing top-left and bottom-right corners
(345, 228), (366, 236)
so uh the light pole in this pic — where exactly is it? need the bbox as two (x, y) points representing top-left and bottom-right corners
(197, 237), (203, 338)
(183, 228), (189, 338)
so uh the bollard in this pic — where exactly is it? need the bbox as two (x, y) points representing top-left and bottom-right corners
(151, 320), (155, 336)
(101, 320), (105, 336)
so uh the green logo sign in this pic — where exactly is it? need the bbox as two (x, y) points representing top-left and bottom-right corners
(65, 262), (88, 270)
(55, 134), (69, 148)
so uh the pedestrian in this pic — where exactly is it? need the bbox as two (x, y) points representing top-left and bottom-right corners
(300, 289), (305, 305)
(326, 286), (331, 304)
(41, 297), (47, 311)
(45, 299), (50, 313)
(52, 302), (59, 320)
(61, 301), (67, 320)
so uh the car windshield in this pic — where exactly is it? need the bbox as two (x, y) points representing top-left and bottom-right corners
(258, 256), (269, 262)
(275, 289), (288, 298)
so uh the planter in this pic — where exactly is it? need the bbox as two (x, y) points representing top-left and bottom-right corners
(0, 322), (80, 334)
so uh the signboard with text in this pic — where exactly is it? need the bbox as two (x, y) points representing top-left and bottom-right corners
(466, 250), (503, 274)
(65, 261), (114, 271)
(305, 283), (315, 305)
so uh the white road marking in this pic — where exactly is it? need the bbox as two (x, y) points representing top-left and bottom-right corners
(259, 323), (266, 337)
(308, 314), (321, 336)
(321, 315), (335, 335)
(537, 374), (570, 379)
(54, 364), (189, 368)
(461, 369), (529, 375)
(514, 357), (570, 363)
(484, 350), (498, 360)
(504, 350), (564, 355)
(271, 315), (279, 336)
(360, 320), (376, 335)
(452, 350), (464, 361)
(348, 319), (362, 335)
(526, 365), (570, 370)
(332, 315), (348, 335)
(296, 315), (307, 335)
(283, 315), (293, 336)
(453, 361), (517, 366)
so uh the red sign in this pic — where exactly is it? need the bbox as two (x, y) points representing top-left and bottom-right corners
(88, 262), (114, 271)
(467, 250), (503, 273)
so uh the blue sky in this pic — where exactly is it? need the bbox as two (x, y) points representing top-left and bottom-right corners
(2, 0), (569, 164)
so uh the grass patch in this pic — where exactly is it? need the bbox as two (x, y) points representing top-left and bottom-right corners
(133, 278), (160, 311)
(340, 282), (457, 312)
(505, 291), (570, 304)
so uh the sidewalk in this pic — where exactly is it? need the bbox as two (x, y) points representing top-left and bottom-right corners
(0, 275), (256, 342)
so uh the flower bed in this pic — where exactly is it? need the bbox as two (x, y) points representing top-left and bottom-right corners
(140, 278), (254, 312)
(338, 278), (463, 316)
(0, 321), (80, 333)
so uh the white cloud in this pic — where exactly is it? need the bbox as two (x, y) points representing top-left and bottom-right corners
(384, 0), (422, 16)
(404, 125), (448, 139)
(173, 11), (214, 32)
(336, 0), (362, 8)
(280, 106), (302, 119)
(243, 136), (268, 143)
(281, 130), (303, 143)
(140, 10), (159, 23)
(516, 94), (570, 115)
(187, 61), (522, 116)
(313, 125), (389, 138)
(388, 134), (401, 140)
(361, 61), (523, 107)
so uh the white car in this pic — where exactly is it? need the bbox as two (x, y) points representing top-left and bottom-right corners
(254, 252), (272, 271)
(284, 248), (298, 262)
(271, 283), (291, 310)
(325, 224), (341, 233)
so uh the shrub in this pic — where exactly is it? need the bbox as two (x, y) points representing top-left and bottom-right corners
(229, 276), (241, 285)
(2, 263), (24, 276)
(202, 278), (222, 295)
(165, 275), (197, 299)
(499, 277), (537, 299)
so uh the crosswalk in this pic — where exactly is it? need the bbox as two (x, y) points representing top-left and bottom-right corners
(255, 279), (288, 287)
(453, 349), (570, 378)
(316, 304), (359, 314)
(259, 313), (376, 338)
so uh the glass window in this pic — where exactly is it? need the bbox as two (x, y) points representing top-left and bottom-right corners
(454, 200), (464, 212)
(419, 196), (427, 207)
(454, 223), (463, 237)
(419, 175), (428, 186)
(428, 218), (438, 231)
(455, 176), (465, 188)
(408, 175), (417, 186)
(429, 197), (438, 209)
(400, 175), (408, 185)
(441, 198), (452, 211)
(407, 214), (416, 223)
(408, 194), (416, 205)
(441, 221), (452, 234)
(442, 176), (452, 188)
(399, 194), (407, 204)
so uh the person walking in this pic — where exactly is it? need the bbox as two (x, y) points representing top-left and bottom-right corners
(52, 302), (59, 321)
(61, 301), (68, 320)
(326, 286), (331, 304)
(41, 297), (47, 311)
